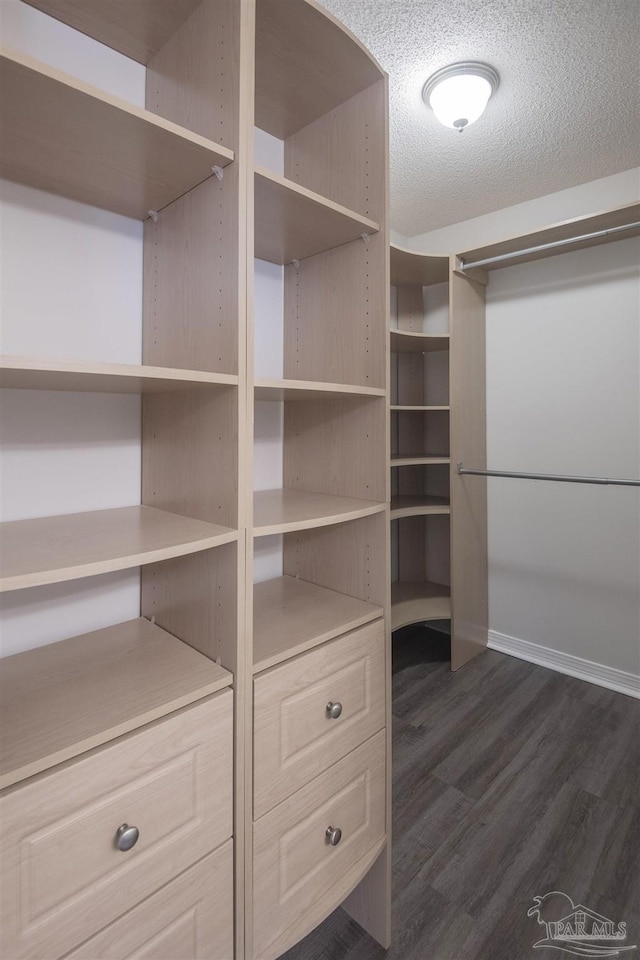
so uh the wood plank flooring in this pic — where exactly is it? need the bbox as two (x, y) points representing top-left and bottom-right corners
(281, 628), (640, 960)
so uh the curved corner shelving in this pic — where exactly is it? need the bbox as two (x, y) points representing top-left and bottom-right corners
(391, 581), (451, 631)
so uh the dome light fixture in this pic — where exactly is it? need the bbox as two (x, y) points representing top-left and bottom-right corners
(422, 62), (500, 132)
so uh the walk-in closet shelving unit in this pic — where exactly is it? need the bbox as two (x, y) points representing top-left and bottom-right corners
(390, 250), (451, 624)
(390, 244), (486, 670)
(1, 2), (243, 958)
(1, 2), (390, 959)
(449, 200), (640, 671)
(247, 3), (390, 958)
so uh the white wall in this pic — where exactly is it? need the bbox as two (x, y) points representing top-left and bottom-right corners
(400, 173), (640, 687)
(0, 4), (145, 657)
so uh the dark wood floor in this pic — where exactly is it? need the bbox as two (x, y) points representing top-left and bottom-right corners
(281, 627), (640, 960)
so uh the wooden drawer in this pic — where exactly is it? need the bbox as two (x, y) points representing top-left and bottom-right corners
(0, 692), (232, 960)
(253, 618), (385, 817)
(64, 843), (234, 960)
(253, 729), (386, 960)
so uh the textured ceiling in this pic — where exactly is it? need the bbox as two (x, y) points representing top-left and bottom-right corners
(318, 0), (640, 235)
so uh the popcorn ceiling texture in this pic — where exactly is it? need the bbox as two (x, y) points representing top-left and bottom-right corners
(318, 0), (640, 236)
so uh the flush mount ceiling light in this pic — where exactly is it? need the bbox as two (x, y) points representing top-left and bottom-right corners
(422, 62), (500, 132)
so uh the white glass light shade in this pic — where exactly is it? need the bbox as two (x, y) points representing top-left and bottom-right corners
(423, 62), (499, 132)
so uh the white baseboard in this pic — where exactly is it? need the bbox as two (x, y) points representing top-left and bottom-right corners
(487, 630), (640, 700)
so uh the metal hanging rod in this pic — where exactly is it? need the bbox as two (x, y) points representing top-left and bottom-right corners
(456, 463), (640, 487)
(460, 220), (640, 271)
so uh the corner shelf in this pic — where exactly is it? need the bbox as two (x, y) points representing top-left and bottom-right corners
(0, 506), (237, 592)
(390, 331), (449, 354)
(0, 48), (234, 220)
(390, 245), (449, 287)
(253, 489), (385, 536)
(0, 356), (239, 393)
(253, 575), (382, 672)
(390, 496), (450, 519)
(390, 456), (450, 467)
(254, 167), (379, 264)
(255, 378), (385, 401)
(0, 616), (232, 789)
(391, 580), (451, 631)
(391, 405), (450, 412)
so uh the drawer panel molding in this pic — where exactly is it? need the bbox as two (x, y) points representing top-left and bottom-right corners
(254, 619), (385, 817)
(0, 693), (232, 960)
(253, 729), (386, 959)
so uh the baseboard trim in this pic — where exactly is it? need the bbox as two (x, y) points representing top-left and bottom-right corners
(488, 630), (640, 700)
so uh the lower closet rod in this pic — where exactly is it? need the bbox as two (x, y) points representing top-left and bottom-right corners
(456, 463), (640, 487)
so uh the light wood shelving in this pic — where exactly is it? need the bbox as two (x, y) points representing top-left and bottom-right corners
(391, 580), (451, 631)
(2, 1), (391, 958)
(253, 575), (383, 672)
(254, 167), (379, 265)
(391, 455), (450, 466)
(390, 495), (450, 519)
(391, 404), (450, 411)
(0, 617), (232, 789)
(390, 244), (453, 649)
(458, 202), (640, 272)
(0, 506), (237, 592)
(253, 488), (385, 536)
(23, 0), (203, 64)
(0, 356), (239, 393)
(390, 330), (450, 353)
(254, 378), (384, 401)
(0, 48), (234, 220)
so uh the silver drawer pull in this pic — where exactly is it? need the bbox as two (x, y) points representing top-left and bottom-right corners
(115, 823), (139, 851)
(326, 701), (343, 719)
(325, 826), (342, 846)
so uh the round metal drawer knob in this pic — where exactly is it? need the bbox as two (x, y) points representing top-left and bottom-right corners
(115, 823), (139, 851)
(325, 826), (342, 846)
(326, 701), (343, 719)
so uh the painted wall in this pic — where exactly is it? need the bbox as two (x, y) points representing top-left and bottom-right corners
(398, 172), (640, 686)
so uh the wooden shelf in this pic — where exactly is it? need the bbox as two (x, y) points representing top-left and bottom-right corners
(253, 575), (382, 672)
(391, 581), (451, 631)
(0, 356), (238, 393)
(391, 405), (450, 412)
(458, 202), (640, 272)
(390, 496), (450, 519)
(390, 456), (450, 468)
(0, 506), (237, 592)
(253, 488), (385, 536)
(255, 0), (383, 139)
(254, 378), (385, 401)
(390, 245), (449, 286)
(23, 0), (201, 65)
(0, 49), (234, 221)
(390, 331), (450, 354)
(0, 617), (232, 789)
(254, 167), (379, 265)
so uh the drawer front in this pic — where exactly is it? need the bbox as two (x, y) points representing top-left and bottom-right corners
(0, 692), (232, 960)
(64, 843), (233, 960)
(253, 729), (386, 959)
(254, 618), (385, 817)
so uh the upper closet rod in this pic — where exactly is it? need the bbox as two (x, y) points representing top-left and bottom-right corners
(457, 463), (640, 487)
(460, 220), (640, 271)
